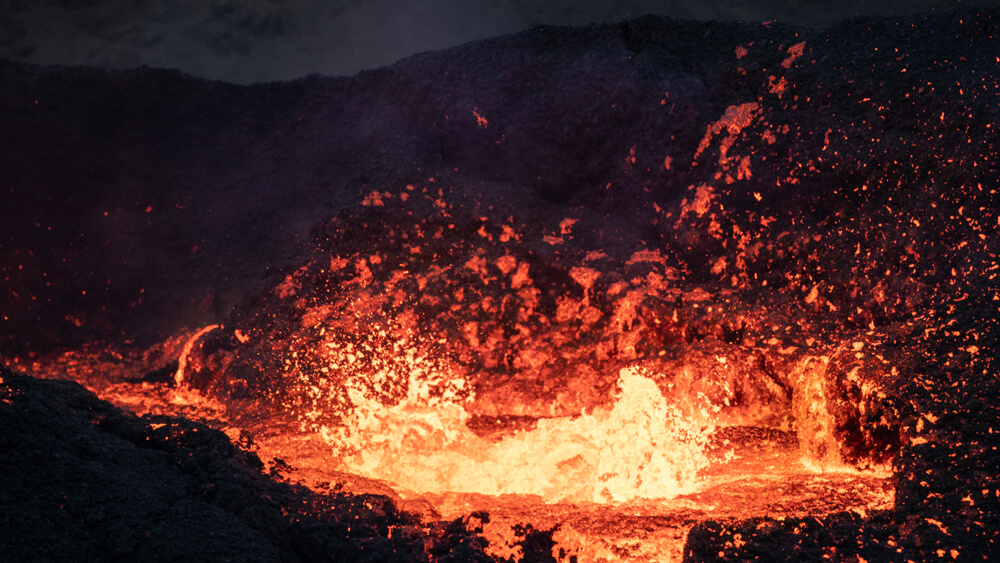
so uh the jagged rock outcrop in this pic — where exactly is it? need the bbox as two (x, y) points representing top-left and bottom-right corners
(0, 365), (506, 562)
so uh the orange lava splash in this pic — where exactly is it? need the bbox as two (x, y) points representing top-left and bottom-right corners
(321, 365), (716, 503)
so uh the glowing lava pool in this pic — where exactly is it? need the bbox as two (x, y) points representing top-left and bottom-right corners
(20, 342), (895, 562)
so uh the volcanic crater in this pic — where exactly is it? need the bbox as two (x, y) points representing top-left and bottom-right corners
(2, 8), (999, 562)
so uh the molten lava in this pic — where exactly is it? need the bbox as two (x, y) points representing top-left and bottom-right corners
(326, 366), (715, 503)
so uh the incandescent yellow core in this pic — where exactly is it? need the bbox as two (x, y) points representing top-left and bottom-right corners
(319, 366), (715, 503)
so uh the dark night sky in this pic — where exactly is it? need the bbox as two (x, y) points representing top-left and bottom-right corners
(1, 0), (997, 83)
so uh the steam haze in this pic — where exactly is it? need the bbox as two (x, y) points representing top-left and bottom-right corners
(1, 0), (996, 83)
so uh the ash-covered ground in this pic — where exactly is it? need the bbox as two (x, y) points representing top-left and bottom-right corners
(2, 8), (999, 562)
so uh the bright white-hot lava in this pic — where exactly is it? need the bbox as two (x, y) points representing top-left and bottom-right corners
(319, 364), (715, 503)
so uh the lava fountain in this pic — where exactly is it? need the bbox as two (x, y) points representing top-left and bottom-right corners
(11, 180), (903, 560)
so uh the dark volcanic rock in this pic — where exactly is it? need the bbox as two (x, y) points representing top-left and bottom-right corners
(0, 365), (496, 562)
(685, 292), (1000, 560)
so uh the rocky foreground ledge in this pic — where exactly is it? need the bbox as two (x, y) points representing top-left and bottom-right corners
(3, 350), (998, 561)
(0, 365), (510, 562)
